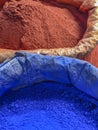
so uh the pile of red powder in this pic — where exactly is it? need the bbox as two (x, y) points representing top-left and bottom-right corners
(0, 0), (98, 67)
(0, 0), (87, 50)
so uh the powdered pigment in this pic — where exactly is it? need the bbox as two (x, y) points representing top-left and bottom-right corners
(0, 0), (87, 50)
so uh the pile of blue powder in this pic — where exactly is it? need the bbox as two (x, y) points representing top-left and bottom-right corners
(0, 82), (98, 130)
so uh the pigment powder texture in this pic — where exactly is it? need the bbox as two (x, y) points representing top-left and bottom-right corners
(0, 0), (87, 50)
(0, 82), (98, 130)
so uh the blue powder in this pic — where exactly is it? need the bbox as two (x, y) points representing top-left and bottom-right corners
(0, 82), (98, 130)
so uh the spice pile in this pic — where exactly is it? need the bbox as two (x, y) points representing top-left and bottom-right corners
(0, 0), (87, 50)
(0, 0), (98, 67)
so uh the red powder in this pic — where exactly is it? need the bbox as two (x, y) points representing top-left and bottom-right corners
(1, 0), (97, 67)
(83, 45), (98, 68)
(0, 0), (87, 50)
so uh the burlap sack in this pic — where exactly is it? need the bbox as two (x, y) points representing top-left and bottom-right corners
(0, 0), (98, 64)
